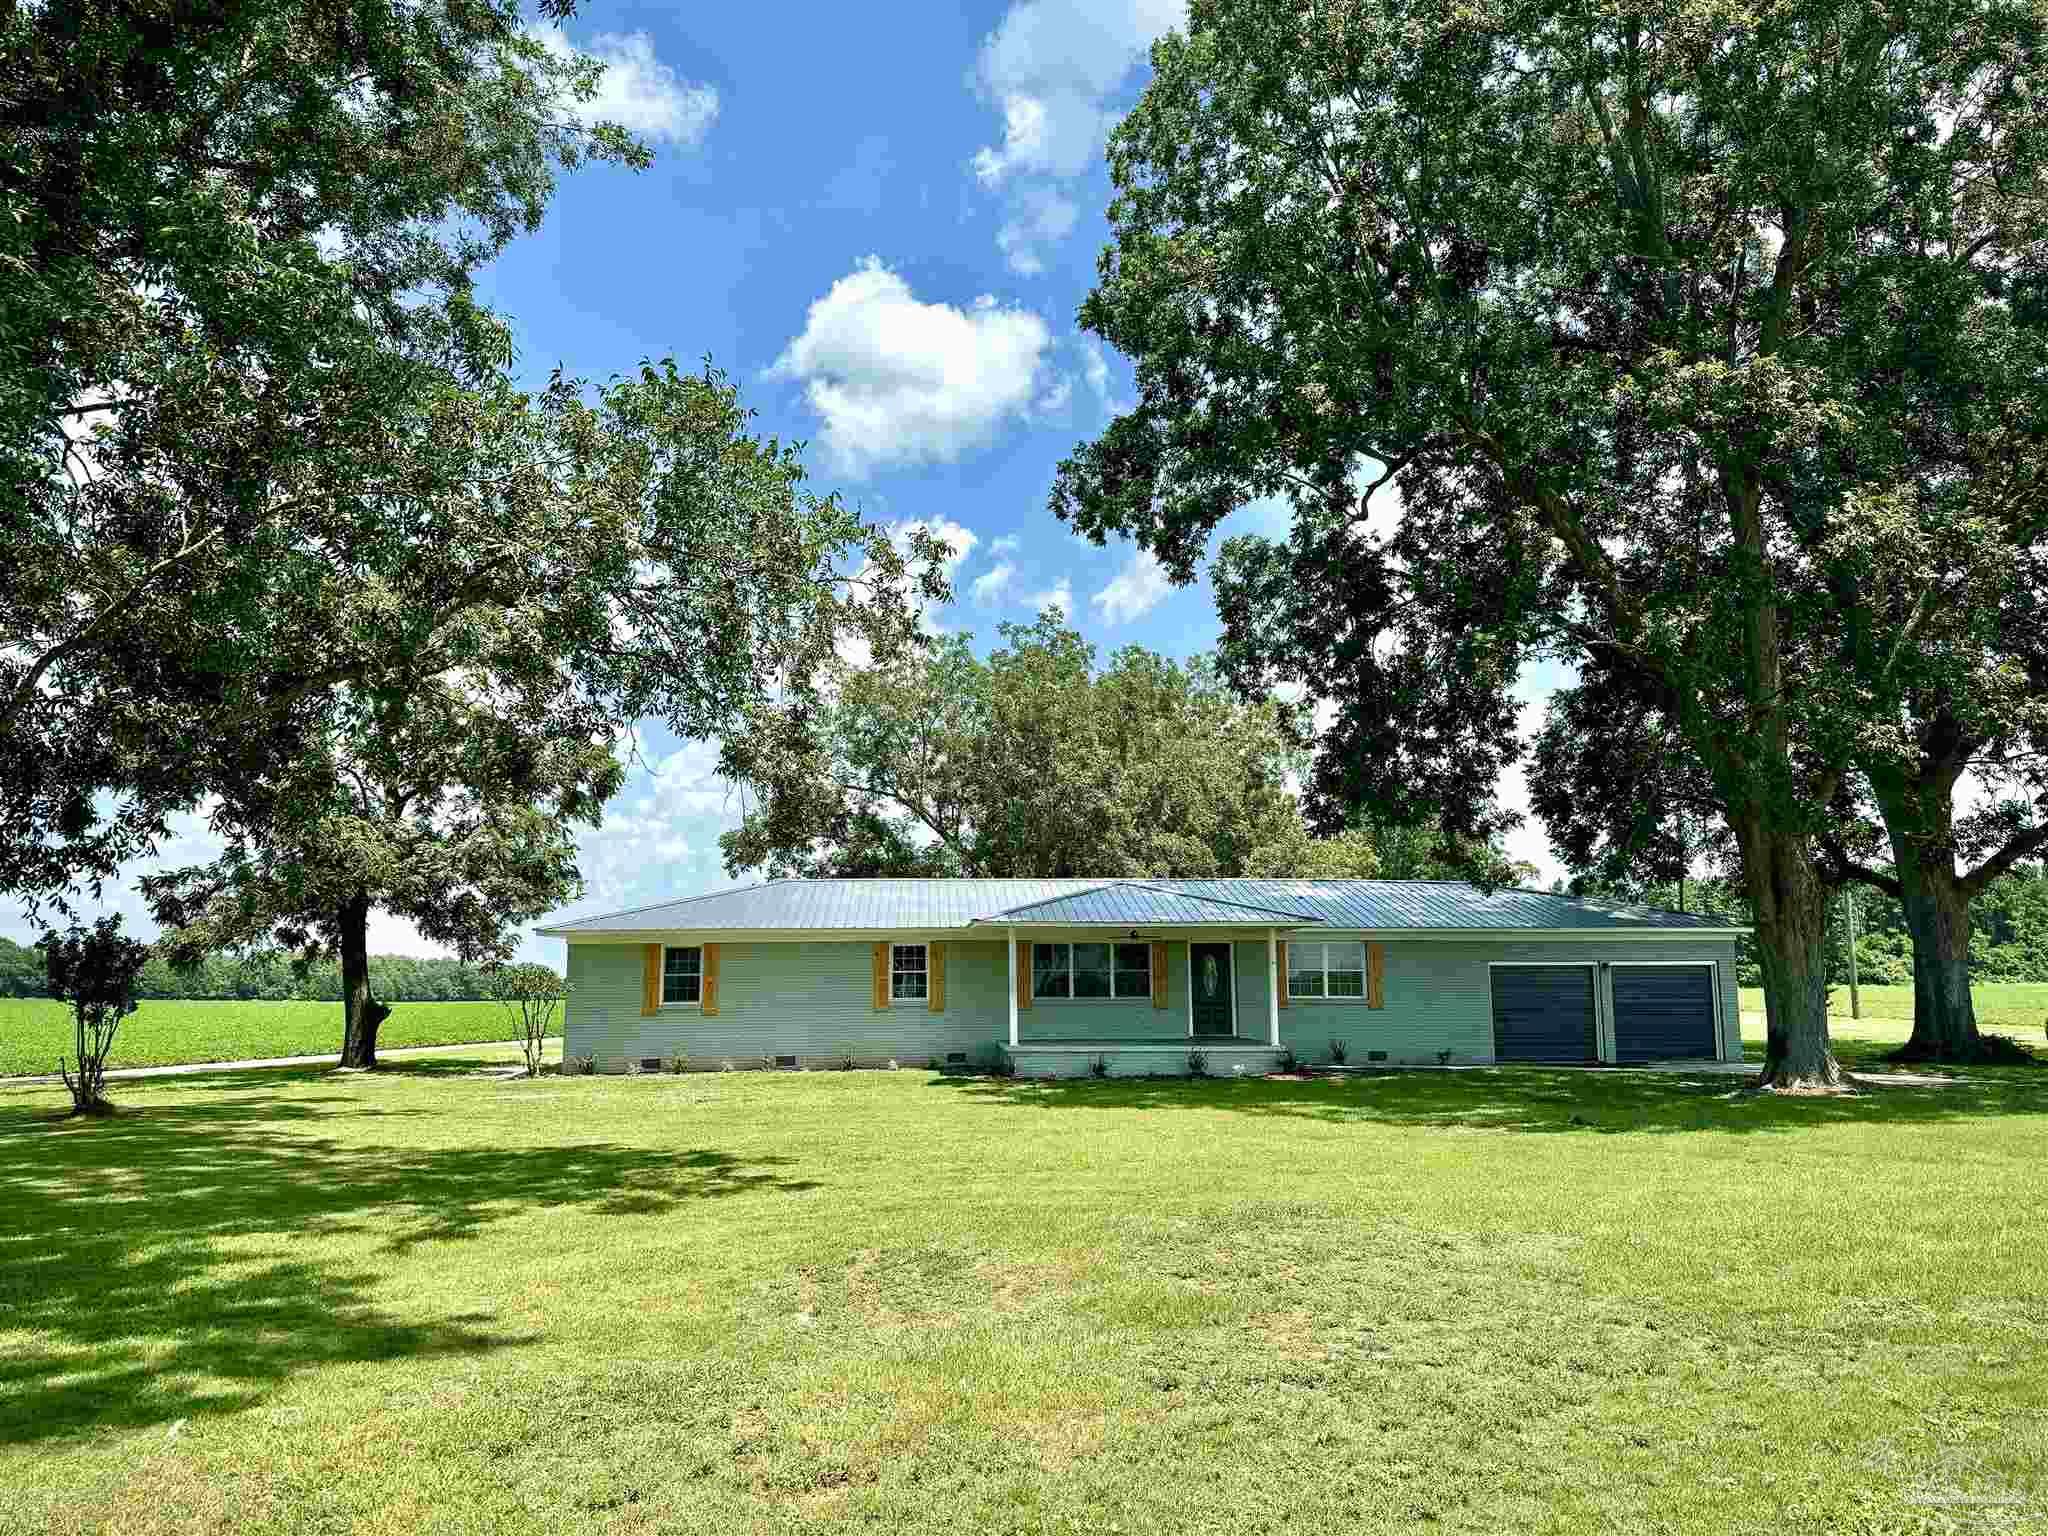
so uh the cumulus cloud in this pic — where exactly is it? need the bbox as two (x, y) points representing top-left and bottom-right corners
(527, 27), (720, 146)
(1079, 338), (1115, 410)
(971, 561), (1016, 604)
(1090, 546), (1173, 624)
(968, 0), (1185, 269)
(970, 0), (1184, 183)
(1029, 576), (1074, 618)
(769, 258), (1052, 476)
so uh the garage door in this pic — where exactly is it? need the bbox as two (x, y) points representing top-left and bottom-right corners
(1490, 966), (1597, 1063)
(1611, 965), (1718, 1062)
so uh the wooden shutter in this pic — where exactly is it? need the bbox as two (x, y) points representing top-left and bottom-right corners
(700, 943), (720, 1016)
(642, 944), (661, 1016)
(1367, 941), (1385, 1009)
(1276, 940), (1289, 1008)
(927, 942), (946, 1013)
(872, 943), (890, 1010)
(1016, 939), (1032, 1011)
(1150, 941), (1168, 1009)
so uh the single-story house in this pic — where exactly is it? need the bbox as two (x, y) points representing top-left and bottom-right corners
(536, 878), (1747, 1077)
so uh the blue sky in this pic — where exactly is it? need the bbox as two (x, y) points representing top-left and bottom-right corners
(8, 1), (1568, 963)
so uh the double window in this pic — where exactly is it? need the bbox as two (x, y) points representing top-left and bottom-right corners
(662, 945), (702, 1005)
(1032, 942), (1151, 999)
(891, 944), (928, 1000)
(1287, 941), (1367, 999)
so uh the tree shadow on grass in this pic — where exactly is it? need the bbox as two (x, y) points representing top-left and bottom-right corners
(927, 1063), (2048, 1134)
(0, 1090), (820, 1445)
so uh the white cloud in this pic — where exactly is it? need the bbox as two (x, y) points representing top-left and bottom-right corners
(1035, 374), (1074, 414)
(769, 257), (1052, 476)
(968, 1), (1185, 269)
(995, 186), (1079, 276)
(527, 28), (720, 146)
(1090, 546), (1173, 624)
(989, 534), (1022, 556)
(1030, 576), (1074, 618)
(970, 0), (1184, 183)
(971, 561), (1016, 604)
(1079, 339), (1114, 409)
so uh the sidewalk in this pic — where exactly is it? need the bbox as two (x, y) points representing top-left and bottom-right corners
(3, 1038), (542, 1088)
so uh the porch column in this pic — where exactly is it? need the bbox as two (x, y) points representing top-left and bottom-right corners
(1007, 925), (1019, 1047)
(1266, 928), (1280, 1046)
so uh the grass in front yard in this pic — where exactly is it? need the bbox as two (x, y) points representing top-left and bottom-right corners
(1737, 983), (2048, 1068)
(0, 998), (537, 1077)
(2, 1060), (2046, 1533)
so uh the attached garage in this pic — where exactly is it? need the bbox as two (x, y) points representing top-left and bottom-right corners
(1611, 964), (1719, 1062)
(1489, 964), (1597, 1063)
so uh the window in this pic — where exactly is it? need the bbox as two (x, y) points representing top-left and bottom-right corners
(1288, 941), (1368, 1000)
(891, 944), (928, 1000)
(662, 946), (702, 1005)
(1032, 942), (1152, 999)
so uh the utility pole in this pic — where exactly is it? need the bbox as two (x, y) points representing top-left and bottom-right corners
(1845, 886), (1862, 1021)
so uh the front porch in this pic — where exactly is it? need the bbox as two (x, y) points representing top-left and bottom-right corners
(1008, 1038), (1286, 1079)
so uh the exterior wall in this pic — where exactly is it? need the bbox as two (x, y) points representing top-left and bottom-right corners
(1019, 940), (1188, 1040)
(563, 932), (1742, 1070)
(564, 939), (1009, 1071)
(1277, 936), (1742, 1066)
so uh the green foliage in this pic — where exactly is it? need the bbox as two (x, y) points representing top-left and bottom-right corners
(491, 962), (567, 1078)
(1054, 0), (2048, 1084)
(723, 613), (1359, 879)
(1185, 1047), (1209, 1078)
(37, 916), (150, 1112)
(1, 0), (652, 904)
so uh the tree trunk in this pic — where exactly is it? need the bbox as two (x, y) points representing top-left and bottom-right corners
(1871, 767), (1985, 1062)
(1892, 850), (1983, 1062)
(337, 892), (381, 1068)
(1741, 823), (1848, 1091)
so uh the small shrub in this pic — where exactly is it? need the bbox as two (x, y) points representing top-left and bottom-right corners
(489, 961), (565, 1078)
(1089, 1051), (1111, 1079)
(926, 1055), (943, 1073)
(978, 1043), (1014, 1078)
(836, 1043), (858, 1071)
(1327, 1038), (1348, 1065)
(1276, 1044), (1300, 1074)
(1186, 1047), (1209, 1077)
(39, 916), (150, 1117)
(665, 1052), (689, 1075)
(565, 1053), (595, 1077)
(760, 1054), (778, 1072)
(623, 1057), (645, 1077)
(1436, 1049), (1455, 1067)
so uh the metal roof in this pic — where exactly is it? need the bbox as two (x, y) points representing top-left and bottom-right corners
(984, 881), (1327, 926)
(536, 878), (1741, 935)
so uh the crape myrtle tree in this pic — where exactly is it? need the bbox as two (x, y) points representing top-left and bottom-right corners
(1051, 0), (2048, 1088)
(0, 0), (644, 904)
(142, 363), (944, 1066)
(720, 613), (1367, 880)
(39, 916), (151, 1117)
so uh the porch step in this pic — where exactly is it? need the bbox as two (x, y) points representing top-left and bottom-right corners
(1009, 1041), (1285, 1079)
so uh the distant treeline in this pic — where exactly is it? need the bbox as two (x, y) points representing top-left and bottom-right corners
(1564, 866), (2048, 987)
(0, 940), (554, 1001)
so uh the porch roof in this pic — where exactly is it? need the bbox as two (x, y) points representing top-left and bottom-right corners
(972, 880), (1326, 927)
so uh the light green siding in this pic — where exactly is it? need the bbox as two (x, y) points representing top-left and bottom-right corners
(563, 933), (1741, 1070)
(565, 940), (1008, 1071)
(1020, 940), (1187, 1040)
(1277, 937), (1743, 1065)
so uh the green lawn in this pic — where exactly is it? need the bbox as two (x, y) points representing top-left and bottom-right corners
(2, 1059), (2044, 1533)
(0, 998), (540, 1077)
(1737, 982), (2048, 1067)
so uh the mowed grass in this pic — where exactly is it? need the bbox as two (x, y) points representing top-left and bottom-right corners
(2, 1060), (2045, 1533)
(0, 999), (538, 1077)
(1738, 982), (2048, 1067)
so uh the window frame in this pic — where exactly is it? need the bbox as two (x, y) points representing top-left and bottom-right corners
(1286, 939), (1369, 1002)
(660, 944), (703, 1007)
(1031, 940), (1154, 1001)
(890, 942), (929, 1001)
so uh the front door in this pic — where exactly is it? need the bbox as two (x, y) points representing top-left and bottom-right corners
(1189, 943), (1234, 1037)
